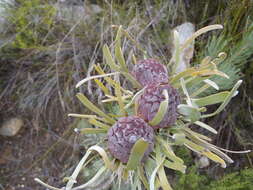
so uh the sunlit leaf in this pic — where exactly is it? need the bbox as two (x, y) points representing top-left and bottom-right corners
(163, 160), (186, 173)
(194, 121), (218, 134)
(78, 128), (107, 134)
(157, 137), (184, 163)
(192, 91), (230, 107)
(180, 78), (193, 106)
(115, 25), (128, 72)
(115, 82), (127, 116)
(103, 44), (120, 71)
(88, 118), (111, 129)
(76, 93), (116, 124)
(184, 130), (234, 164)
(149, 90), (169, 126)
(158, 165), (173, 190)
(126, 138), (149, 170)
(202, 80), (242, 118)
(203, 79), (219, 90)
(170, 68), (195, 84)
(94, 79), (110, 95)
(184, 140), (226, 168)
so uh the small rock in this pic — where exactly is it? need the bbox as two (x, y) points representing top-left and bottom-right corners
(171, 22), (195, 74)
(0, 118), (24, 137)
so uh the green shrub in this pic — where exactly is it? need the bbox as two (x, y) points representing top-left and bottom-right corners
(8, 0), (56, 49)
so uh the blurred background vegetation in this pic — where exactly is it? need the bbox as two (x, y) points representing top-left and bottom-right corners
(0, 0), (252, 189)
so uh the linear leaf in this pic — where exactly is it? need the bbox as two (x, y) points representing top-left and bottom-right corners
(201, 80), (242, 118)
(103, 44), (120, 71)
(158, 166), (173, 190)
(194, 121), (217, 134)
(76, 93), (115, 124)
(149, 90), (169, 126)
(126, 138), (149, 170)
(203, 79), (219, 90)
(192, 91), (229, 107)
(163, 160), (186, 173)
(157, 137), (184, 164)
(94, 79), (110, 95)
(88, 118), (111, 129)
(115, 26), (128, 72)
(180, 78), (192, 106)
(184, 140), (226, 168)
(115, 82), (127, 116)
(79, 128), (107, 134)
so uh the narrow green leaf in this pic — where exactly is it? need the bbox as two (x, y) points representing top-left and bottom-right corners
(88, 118), (111, 129)
(149, 90), (169, 126)
(94, 79), (110, 95)
(192, 91), (229, 107)
(170, 68), (195, 84)
(158, 166), (173, 190)
(201, 80), (242, 118)
(103, 44), (120, 71)
(115, 82), (127, 116)
(194, 121), (217, 134)
(181, 126), (212, 141)
(79, 128), (107, 134)
(180, 78), (192, 106)
(126, 138), (149, 170)
(157, 137), (184, 164)
(163, 160), (186, 173)
(76, 93), (116, 124)
(183, 129), (234, 164)
(184, 140), (227, 168)
(115, 26), (128, 72)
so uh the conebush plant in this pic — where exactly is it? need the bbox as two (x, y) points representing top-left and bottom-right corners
(35, 25), (251, 190)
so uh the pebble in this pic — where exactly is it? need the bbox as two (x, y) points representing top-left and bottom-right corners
(0, 118), (24, 137)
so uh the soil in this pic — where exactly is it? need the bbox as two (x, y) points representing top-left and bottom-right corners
(0, 116), (79, 190)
